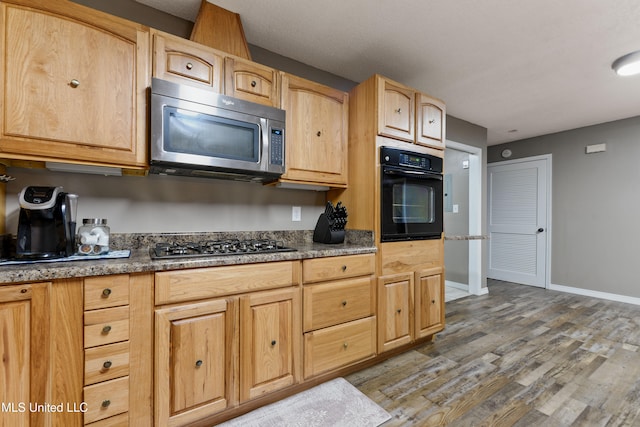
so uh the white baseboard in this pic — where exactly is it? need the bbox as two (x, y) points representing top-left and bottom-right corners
(446, 280), (489, 296)
(549, 283), (640, 306)
(445, 280), (468, 291)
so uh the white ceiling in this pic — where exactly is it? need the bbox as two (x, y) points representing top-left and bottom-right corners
(136, 0), (640, 145)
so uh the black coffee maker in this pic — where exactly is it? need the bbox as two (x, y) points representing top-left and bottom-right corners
(16, 186), (78, 259)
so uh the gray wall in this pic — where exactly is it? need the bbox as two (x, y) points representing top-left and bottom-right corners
(488, 116), (640, 298)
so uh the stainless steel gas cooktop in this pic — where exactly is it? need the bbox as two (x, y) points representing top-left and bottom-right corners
(149, 238), (296, 260)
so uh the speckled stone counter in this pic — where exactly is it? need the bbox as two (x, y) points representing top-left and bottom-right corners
(0, 230), (376, 284)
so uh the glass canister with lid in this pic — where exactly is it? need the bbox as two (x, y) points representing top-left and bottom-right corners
(77, 218), (110, 255)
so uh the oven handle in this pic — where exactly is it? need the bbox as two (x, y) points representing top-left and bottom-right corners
(383, 166), (443, 180)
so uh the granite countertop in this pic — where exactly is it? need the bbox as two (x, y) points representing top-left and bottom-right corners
(0, 230), (376, 284)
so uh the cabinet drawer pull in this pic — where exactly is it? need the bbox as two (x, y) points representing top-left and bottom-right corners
(102, 288), (112, 297)
(341, 300), (347, 306)
(101, 325), (112, 334)
(195, 359), (203, 367)
(69, 79), (80, 88)
(102, 360), (112, 369)
(101, 400), (111, 408)
(271, 340), (277, 346)
(396, 309), (402, 314)
(428, 119), (436, 124)
(316, 131), (322, 137)
(341, 265), (347, 272)
(251, 80), (257, 87)
(343, 342), (348, 349)
(432, 299), (436, 304)
(186, 62), (193, 70)
(395, 108), (401, 114)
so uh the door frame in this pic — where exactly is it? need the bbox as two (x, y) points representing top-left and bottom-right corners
(445, 140), (484, 296)
(488, 154), (552, 288)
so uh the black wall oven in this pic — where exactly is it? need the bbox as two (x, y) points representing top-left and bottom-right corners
(380, 146), (443, 242)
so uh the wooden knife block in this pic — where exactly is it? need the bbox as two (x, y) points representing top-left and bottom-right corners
(190, 0), (252, 60)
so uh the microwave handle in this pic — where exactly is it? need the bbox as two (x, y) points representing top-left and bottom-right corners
(383, 167), (443, 180)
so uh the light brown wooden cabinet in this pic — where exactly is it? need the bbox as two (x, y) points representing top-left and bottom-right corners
(240, 288), (301, 401)
(378, 78), (416, 142)
(0, 280), (84, 427)
(416, 93), (446, 149)
(83, 273), (153, 426)
(302, 254), (376, 378)
(155, 298), (238, 427)
(0, 0), (149, 169)
(377, 266), (444, 353)
(152, 29), (223, 92)
(358, 74), (446, 150)
(225, 57), (280, 107)
(279, 73), (349, 188)
(154, 261), (300, 426)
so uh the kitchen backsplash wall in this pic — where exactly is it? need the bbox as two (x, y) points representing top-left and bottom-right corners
(4, 168), (325, 234)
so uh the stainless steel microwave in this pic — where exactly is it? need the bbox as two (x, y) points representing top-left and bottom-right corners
(150, 78), (285, 182)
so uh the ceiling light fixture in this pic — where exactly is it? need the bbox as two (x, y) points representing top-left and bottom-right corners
(612, 50), (640, 76)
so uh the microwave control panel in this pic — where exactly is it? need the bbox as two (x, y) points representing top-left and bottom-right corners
(270, 128), (284, 165)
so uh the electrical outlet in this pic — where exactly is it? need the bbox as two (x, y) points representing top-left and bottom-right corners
(292, 206), (301, 221)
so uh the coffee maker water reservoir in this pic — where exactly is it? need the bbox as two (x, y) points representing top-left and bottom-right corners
(16, 186), (78, 259)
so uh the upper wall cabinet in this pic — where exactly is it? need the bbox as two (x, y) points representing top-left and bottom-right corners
(225, 56), (280, 107)
(378, 78), (415, 142)
(0, 0), (149, 168)
(279, 73), (348, 188)
(152, 29), (223, 92)
(373, 75), (445, 150)
(416, 94), (445, 150)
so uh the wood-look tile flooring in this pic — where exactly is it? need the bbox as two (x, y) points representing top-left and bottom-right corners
(348, 279), (640, 426)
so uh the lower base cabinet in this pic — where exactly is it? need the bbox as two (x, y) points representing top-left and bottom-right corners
(153, 262), (301, 427)
(155, 298), (238, 427)
(302, 254), (377, 379)
(378, 267), (444, 353)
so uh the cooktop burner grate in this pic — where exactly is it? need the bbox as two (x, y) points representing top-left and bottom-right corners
(150, 238), (296, 259)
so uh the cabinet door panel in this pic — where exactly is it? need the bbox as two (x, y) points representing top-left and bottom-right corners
(415, 268), (444, 339)
(0, 297), (30, 426)
(1, 4), (147, 167)
(155, 299), (237, 426)
(171, 313), (226, 412)
(240, 288), (300, 402)
(416, 94), (445, 149)
(378, 77), (415, 142)
(378, 274), (412, 353)
(280, 73), (348, 186)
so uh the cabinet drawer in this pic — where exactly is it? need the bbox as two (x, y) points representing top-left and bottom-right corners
(303, 276), (374, 332)
(302, 254), (375, 283)
(84, 376), (129, 424)
(225, 57), (279, 107)
(84, 412), (128, 427)
(155, 261), (299, 305)
(303, 317), (376, 379)
(85, 341), (130, 386)
(380, 240), (442, 276)
(84, 275), (130, 310)
(84, 306), (129, 348)
(152, 31), (223, 91)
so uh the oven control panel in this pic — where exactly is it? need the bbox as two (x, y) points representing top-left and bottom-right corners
(380, 147), (443, 173)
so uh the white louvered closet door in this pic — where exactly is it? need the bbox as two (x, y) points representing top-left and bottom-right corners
(488, 157), (548, 287)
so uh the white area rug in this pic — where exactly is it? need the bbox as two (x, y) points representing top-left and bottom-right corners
(217, 377), (391, 427)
